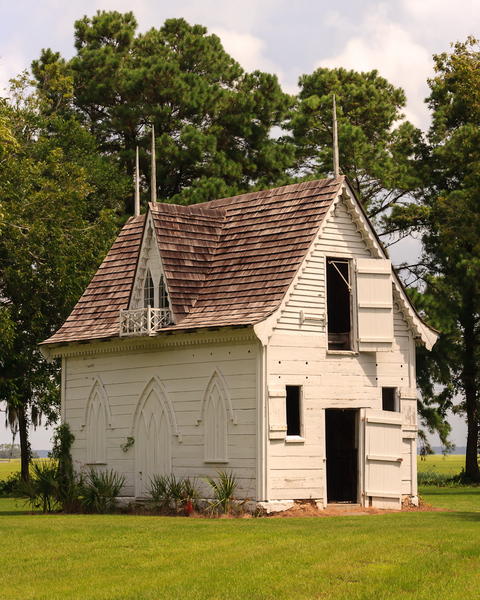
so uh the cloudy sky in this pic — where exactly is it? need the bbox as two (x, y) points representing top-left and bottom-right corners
(1, 0), (477, 448)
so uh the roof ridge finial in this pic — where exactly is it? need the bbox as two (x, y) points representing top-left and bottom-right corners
(151, 123), (157, 206)
(135, 146), (140, 217)
(333, 94), (339, 179)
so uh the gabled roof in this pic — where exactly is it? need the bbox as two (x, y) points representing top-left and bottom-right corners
(43, 178), (343, 345)
(44, 214), (144, 344)
(42, 176), (438, 350)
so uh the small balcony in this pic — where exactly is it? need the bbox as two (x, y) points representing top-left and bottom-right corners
(120, 307), (174, 337)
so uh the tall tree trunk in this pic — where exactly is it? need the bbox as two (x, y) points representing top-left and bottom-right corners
(462, 296), (480, 480)
(18, 406), (30, 482)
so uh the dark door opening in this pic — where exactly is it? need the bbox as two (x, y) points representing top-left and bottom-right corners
(326, 409), (358, 503)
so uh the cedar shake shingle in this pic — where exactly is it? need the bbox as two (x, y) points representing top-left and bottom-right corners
(43, 177), (343, 345)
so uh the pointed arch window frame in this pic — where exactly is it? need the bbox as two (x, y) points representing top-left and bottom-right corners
(129, 375), (182, 444)
(197, 369), (237, 464)
(129, 375), (182, 498)
(81, 376), (114, 465)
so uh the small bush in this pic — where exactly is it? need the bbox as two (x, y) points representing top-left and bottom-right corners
(203, 469), (246, 515)
(16, 460), (60, 513)
(0, 472), (22, 497)
(449, 468), (480, 486)
(418, 469), (461, 487)
(146, 474), (169, 512)
(78, 467), (126, 514)
(146, 474), (200, 515)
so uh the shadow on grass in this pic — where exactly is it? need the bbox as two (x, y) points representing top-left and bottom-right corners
(433, 510), (480, 522)
(0, 498), (43, 516)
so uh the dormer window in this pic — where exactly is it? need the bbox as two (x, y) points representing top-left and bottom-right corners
(144, 269), (155, 308)
(159, 274), (169, 310)
(119, 214), (174, 337)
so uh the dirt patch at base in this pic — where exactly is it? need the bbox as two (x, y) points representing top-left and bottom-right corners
(263, 498), (447, 518)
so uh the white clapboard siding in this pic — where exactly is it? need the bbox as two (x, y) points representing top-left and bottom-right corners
(364, 409), (403, 509)
(64, 336), (258, 499)
(275, 199), (372, 333)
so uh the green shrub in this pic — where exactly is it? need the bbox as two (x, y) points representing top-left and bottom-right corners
(146, 474), (200, 515)
(48, 423), (81, 512)
(418, 469), (461, 487)
(203, 469), (245, 514)
(78, 467), (126, 514)
(146, 474), (169, 512)
(449, 468), (480, 486)
(0, 472), (22, 497)
(16, 460), (60, 513)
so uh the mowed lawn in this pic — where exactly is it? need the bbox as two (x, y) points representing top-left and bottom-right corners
(0, 457), (479, 600)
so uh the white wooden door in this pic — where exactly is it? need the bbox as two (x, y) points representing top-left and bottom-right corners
(364, 409), (402, 509)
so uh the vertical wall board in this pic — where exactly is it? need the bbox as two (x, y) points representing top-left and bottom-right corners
(401, 438), (413, 495)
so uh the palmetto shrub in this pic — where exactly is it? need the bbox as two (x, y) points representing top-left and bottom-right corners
(78, 467), (126, 514)
(16, 460), (60, 514)
(146, 474), (200, 515)
(203, 469), (244, 515)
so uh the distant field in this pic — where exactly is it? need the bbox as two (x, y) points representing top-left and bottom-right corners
(417, 454), (465, 475)
(0, 458), (21, 479)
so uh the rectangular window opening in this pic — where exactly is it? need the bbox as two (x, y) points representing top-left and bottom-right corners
(286, 385), (302, 436)
(382, 387), (398, 412)
(327, 258), (352, 350)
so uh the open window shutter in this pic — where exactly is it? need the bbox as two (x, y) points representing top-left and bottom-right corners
(364, 408), (402, 509)
(356, 258), (393, 351)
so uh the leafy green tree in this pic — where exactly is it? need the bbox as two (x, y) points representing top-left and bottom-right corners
(33, 12), (295, 211)
(287, 67), (425, 220)
(0, 77), (128, 479)
(390, 37), (480, 478)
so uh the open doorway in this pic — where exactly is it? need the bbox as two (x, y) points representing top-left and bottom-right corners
(326, 409), (358, 503)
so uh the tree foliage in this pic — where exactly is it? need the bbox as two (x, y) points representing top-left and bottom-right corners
(32, 12), (295, 211)
(390, 37), (480, 477)
(0, 76), (128, 479)
(287, 67), (425, 220)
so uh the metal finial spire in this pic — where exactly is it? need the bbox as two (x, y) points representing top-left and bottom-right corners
(135, 146), (140, 217)
(151, 124), (157, 205)
(333, 94), (339, 179)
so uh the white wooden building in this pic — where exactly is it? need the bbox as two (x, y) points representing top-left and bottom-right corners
(41, 177), (437, 510)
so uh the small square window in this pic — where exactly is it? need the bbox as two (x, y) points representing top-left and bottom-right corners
(286, 385), (302, 436)
(382, 387), (397, 412)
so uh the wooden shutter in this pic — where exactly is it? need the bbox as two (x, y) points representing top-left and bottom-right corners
(356, 258), (393, 351)
(364, 409), (402, 509)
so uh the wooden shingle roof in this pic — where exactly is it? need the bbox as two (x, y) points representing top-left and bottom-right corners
(43, 177), (343, 345)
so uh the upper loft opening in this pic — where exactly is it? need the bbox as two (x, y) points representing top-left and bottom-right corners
(326, 258), (353, 351)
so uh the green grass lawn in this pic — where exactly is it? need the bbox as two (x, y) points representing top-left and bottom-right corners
(1, 457), (479, 599)
(1, 488), (480, 600)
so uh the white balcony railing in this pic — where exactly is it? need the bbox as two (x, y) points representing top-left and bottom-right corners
(119, 307), (173, 337)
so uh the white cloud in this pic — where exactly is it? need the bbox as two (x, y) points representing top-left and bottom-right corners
(209, 27), (298, 95)
(317, 14), (433, 130)
(211, 28), (275, 73)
